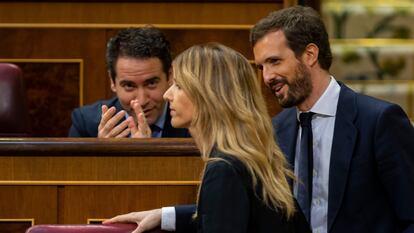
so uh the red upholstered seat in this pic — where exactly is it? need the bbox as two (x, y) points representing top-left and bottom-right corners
(0, 63), (29, 137)
(25, 224), (167, 233)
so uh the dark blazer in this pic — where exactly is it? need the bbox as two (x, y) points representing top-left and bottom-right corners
(175, 151), (311, 233)
(273, 82), (414, 233)
(68, 97), (190, 138)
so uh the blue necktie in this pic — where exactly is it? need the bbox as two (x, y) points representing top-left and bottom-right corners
(150, 125), (162, 138)
(297, 112), (315, 223)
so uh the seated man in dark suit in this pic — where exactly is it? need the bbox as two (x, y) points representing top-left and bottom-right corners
(69, 27), (189, 138)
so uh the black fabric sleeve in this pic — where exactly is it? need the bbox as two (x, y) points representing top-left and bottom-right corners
(175, 204), (197, 233)
(197, 160), (249, 233)
(68, 108), (85, 137)
(375, 104), (414, 232)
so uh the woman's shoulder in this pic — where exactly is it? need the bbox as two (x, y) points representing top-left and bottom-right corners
(206, 149), (249, 178)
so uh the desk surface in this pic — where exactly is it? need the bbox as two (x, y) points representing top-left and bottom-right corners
(0, 138), (198, 156)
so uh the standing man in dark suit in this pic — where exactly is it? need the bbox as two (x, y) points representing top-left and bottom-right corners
(68, 27), (189, 138)
(251, 6), (414, 233)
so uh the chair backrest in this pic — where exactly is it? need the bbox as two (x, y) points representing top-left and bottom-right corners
(0, 63), (29, 136)
(25, 224), (167, 233)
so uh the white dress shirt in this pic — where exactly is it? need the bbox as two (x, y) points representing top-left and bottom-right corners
(294, 77), (340, 233)
(161, 206), (176, 231)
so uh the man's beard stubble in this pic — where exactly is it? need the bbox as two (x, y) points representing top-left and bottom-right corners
(275, 61), (312, 108)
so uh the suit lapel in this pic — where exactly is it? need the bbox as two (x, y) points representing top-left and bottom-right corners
(114, 98), (122, 112)
(328, 83), (358, 231)
(274, 108), (299, 169)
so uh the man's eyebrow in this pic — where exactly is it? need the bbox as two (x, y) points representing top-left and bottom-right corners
(144, 77), (161, 83)
(264, 56), (281, 63)
(119, 80), (135, 85)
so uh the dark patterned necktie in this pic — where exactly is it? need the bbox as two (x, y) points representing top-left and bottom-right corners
(297, 112), (315, 223)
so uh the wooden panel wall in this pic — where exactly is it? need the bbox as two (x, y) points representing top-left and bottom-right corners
(0, 138), (202, 231)
(0, 2), (282, 24)
(62, 185), (198, 224)
(0, 1), (284, 136)
(0, 186), (57, 224)
(7, 61), (80, 137)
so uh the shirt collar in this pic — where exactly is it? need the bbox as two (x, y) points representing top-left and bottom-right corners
(297, 76), (340, 118)
(153, 102), (168, 130)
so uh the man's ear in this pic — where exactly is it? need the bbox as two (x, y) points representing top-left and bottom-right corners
(167, 67), (173, 86)
(302, 43), (319, 67)
(109, 71), (117, 93)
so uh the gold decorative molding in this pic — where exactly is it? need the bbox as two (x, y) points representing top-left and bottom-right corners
(0, 58), (84, 106)
(331, 39), (414, 47)
(324, 0), (414, 10)
(330, 39), (414, 119)
(87, 219), (105, 224)
(0, 218), (35, 226)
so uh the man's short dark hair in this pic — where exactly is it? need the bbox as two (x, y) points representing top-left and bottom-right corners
(106, 27), (172, 81)
(250, 6), (332, 71)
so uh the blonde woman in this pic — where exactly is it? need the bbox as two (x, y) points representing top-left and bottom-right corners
(104, 43), (310, 233)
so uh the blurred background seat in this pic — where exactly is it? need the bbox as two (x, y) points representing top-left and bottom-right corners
(0, 63), (29, 137)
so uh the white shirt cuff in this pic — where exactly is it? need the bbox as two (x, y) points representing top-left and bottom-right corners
(161, 206), (176, 231)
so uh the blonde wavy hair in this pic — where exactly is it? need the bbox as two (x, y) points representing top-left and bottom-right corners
(173, 43), (295, 218)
